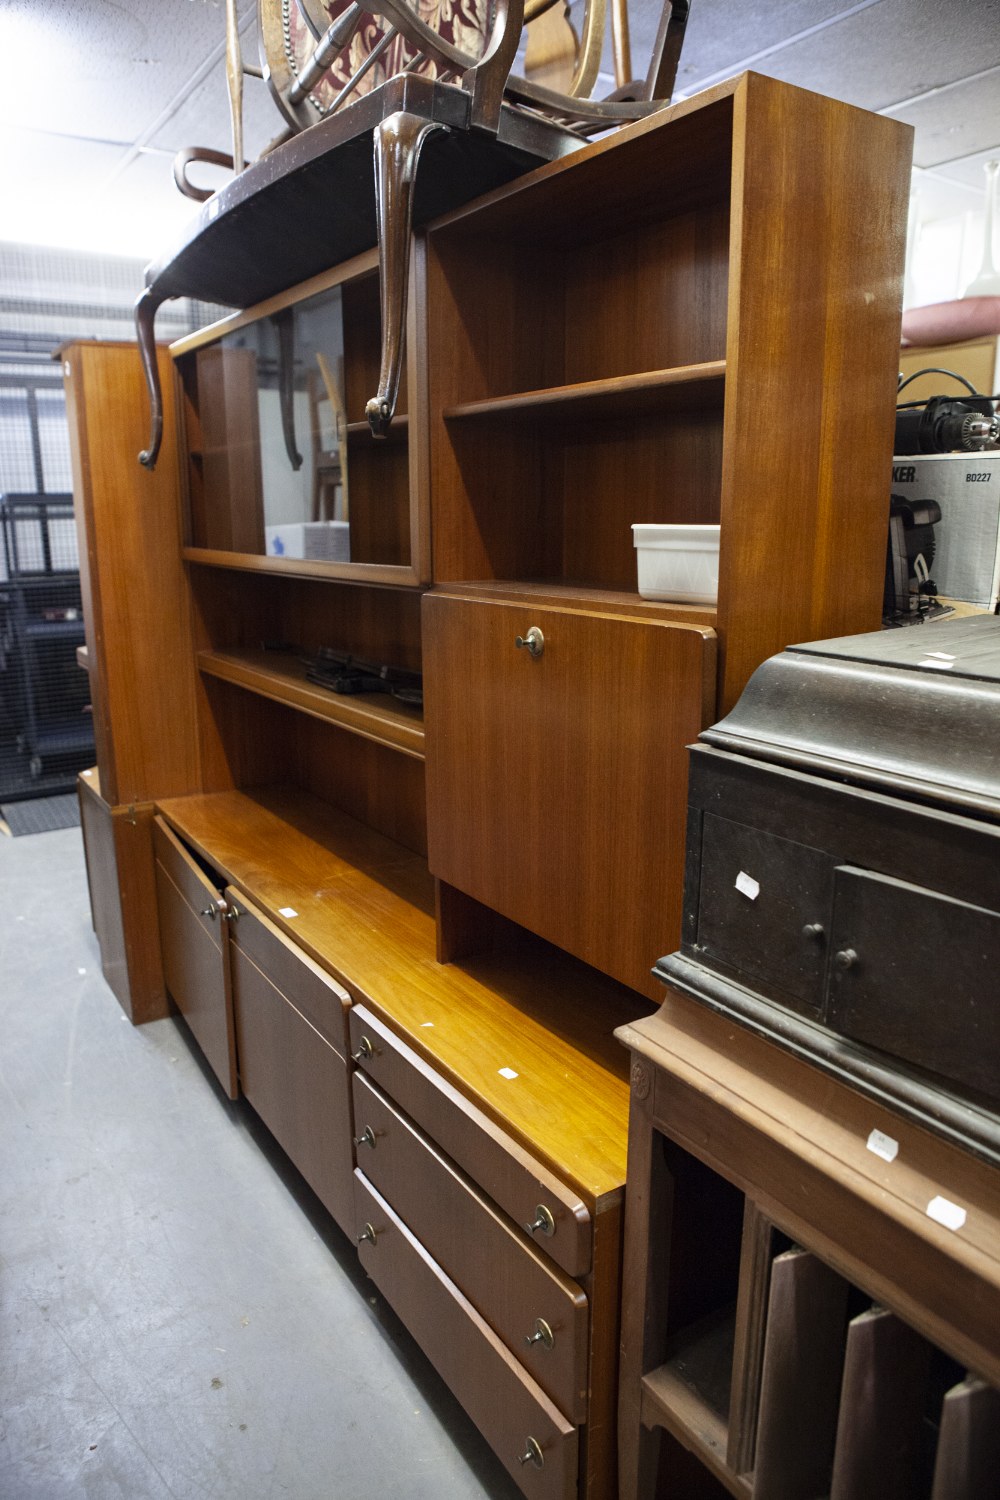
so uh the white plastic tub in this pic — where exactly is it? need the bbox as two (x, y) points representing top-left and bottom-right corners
(632, 523), (721, 605)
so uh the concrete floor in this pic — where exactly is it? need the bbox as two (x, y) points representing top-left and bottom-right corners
(0, 825), (524, 1499)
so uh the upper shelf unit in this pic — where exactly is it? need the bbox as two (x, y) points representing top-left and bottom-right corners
(424, 72), (913, 712)
(172, 249), (430, 588)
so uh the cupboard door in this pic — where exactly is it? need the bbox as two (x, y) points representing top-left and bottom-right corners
(826, 866), (1000, 1100)
(228, 890), (354, 1234)
(423, 594), (715, 997)
(152, 817), (237, 1098)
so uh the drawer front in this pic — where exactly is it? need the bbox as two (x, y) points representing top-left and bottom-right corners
(696, 812), (833, 1016)
(225, 888), (351, 1059)
(230, 900), (354, 1234)
(826, 865), (1000, 1101)
(353, 1072), (588, 1420)
(349, 1006), (592, 1277)
(354, 1172), (578, 1500)
(423, 592), (715, 997)
(153, 817), (237, 1098)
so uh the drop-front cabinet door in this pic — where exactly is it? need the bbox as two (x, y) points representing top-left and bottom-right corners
(422, 594), (716, 998)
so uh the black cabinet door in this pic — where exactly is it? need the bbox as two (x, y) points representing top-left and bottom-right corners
(826, 865), (1000, 1102)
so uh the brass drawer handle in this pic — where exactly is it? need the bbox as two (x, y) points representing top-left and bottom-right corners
(802, 922), (824, 939)
(524, 1318), (554, 1351)
(224, 903), (240, 922)
(200, 905), (218, 920)
(524, 1205), (555, 1238)
(357, 1223), (377, 1245)
(517, 1437), (544, 1469)
(834, 947), (859, 970)
(353, 1126), (377, 1150)
(352, 1036), (374, 1063)
(515, 626), (544, 659)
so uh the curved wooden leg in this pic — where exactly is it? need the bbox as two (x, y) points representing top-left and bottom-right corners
(366, 110), (446, 439)
(273, 307), (303, 471)
(134, 287), (166, 470)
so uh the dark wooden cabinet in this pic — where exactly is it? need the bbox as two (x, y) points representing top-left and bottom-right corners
(616, 992), (1000, 1500)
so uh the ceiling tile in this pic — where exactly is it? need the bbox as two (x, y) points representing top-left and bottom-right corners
(888, 71), (1000, 168)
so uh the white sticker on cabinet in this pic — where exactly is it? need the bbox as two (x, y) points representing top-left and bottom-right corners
(498, 1067), (519, 1080)
(735, 871), (760, 901)
(926, 1195), (967, 1231)
(279, 906), (298, 918)
(866, 1129), (899, 1162)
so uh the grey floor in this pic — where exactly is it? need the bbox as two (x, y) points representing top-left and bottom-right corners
(0, 826), (524, 1499)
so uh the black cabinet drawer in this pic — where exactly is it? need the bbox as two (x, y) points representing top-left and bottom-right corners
(826, 866), (1000, 1102)
(696, 812), (832, 1015)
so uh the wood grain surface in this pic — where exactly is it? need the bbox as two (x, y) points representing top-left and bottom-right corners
(155, 786), (634, 1203)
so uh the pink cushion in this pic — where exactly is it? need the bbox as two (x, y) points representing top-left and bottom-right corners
(901, 297), (1000, 346)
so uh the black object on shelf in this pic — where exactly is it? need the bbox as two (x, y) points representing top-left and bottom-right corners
(1, 492), (95, 791)
(305, 646), (423, 708)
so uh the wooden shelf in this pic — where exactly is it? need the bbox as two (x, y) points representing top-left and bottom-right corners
(641, 1363), (749, 1499)
(155, 786), (636, 1205)
(432, 579), (718, 629)
(197, 647), (424, 760)
(182, 547), (422, 588)
(443, 362), (726, 425)
(347, 414), (409, 441)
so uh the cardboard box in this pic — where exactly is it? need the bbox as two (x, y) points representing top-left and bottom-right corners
(890, 452), (1000, 609)
(264, 520), (350, 563)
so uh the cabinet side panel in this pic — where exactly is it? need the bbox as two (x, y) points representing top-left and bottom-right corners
(718, 76), (912, 713)
(64, 342), (204, 802)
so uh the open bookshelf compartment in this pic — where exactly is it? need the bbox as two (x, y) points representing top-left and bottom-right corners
(436, 399), (725, 593)
(636, 1130), (999, 1500)
(425, 110), (731, 596)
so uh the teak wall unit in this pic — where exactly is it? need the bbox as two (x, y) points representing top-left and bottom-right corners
(67, 74), (911, 1499)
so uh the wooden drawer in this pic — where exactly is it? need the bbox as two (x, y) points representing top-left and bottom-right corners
(349, 1006), (592, 1278)
(353, 1072), (588, 1420)
(229, 889), (354, 1234)
(423, 592), (715, 997)
(153, 816), (237, 1097)
(354, 1172), (578, 1500)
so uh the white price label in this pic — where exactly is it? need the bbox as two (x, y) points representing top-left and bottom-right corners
(926, 1195), (966, 1232)
(866, 1129), (899, 1163)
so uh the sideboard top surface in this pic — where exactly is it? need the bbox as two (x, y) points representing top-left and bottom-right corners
(156, 787), (635, 1204)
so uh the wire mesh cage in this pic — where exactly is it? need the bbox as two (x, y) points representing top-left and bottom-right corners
(0, 242), (222, 806)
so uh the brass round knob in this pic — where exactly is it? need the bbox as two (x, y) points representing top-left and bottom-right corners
(352, 1036), (374, 1063)
(515, 626), (544, 658)
(834, 948), (859, 970)
(353, 1126), (377, 1149)
(357, 1223), (377, 1246)
(200, 905), (218, 920)
(802, 922), (824, 939)
(524, 1318), (555, 1351)
(517, 1437), (544, 1469)
(524, 1205), (555, 1238)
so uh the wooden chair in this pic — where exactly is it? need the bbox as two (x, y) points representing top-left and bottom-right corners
(137, 0), (691, 466)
